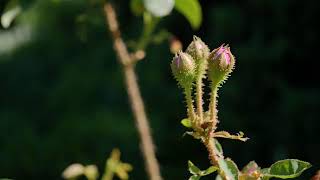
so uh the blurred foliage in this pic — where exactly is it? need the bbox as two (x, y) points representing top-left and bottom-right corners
(0, 0), (319, 180)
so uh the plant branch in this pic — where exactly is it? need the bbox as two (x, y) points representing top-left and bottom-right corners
(203, 138), (227, 180)
(104, 3), (162, 180)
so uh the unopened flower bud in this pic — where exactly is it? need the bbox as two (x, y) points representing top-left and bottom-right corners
(186, 36), (210, 81)
(171, 52), (196, 88)
(186, 36), (210, 60)
(208, 44), (235, 85)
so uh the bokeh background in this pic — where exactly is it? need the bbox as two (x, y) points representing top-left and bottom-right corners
(1, 0), (319, 179)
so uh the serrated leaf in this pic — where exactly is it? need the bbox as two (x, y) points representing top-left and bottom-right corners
(181, 118), (192, 128)
(189, 175), (201, 180)
(217, 158), (239, 180)
(143, 0), (174, 17)
(262, 159), (311, 179)
(188, 161), (201, 175)
(130, 0), (144, 16)
(201, 166), (218, 176)
(174, 0), (202, 29)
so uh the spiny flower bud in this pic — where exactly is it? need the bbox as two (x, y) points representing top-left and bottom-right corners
(186, 36), (210, 60)
(171, 51), (196, 88)
(208, 44), (235, 85)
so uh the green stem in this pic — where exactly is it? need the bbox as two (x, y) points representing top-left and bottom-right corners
(203, 138), (227, 180)
(196, 76), (204, 125)
(184, 86), (196, 121)
(209, 83), (219, 135)
(136, 12), (159, 50)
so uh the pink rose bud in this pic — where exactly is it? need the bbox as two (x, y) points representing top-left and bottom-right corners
(208, 44), (235, 85)
(171, 51), (196, 88)
(186, 36), (210, 60)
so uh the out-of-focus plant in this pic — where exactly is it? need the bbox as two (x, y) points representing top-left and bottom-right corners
(171, 36), (312, 180)
(62, 149), (132, 180)
(102, 0), (203, 180)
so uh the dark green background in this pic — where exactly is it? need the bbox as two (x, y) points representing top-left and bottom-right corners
(0, 0), (319, 179)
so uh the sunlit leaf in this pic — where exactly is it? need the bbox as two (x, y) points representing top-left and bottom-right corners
(174, 0), (202, 29)
(189, 175), (200, 180)
(262, 159), (311, 179)
(213, 138), (223, 157)
(201, 166), (218, 176)
(217, 158), (239, 180)
(181, 118), (192, 128)
(188, 160), (201, 175)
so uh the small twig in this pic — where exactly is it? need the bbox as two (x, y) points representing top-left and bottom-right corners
(104, 3), (162, 180)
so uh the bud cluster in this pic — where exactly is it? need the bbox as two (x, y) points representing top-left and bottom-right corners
(171, 36), (235, 90)
(170, 36), (235, 131)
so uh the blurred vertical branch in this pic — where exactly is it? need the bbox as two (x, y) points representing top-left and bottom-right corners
(103, 3), (162, 180)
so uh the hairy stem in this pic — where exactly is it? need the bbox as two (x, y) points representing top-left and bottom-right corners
(184, 86), (196, 121)
(104, 3), (162, 180)
(209, 84), (219, 134)
(196, 76), (204, 124)
(203, 138), (227, 180)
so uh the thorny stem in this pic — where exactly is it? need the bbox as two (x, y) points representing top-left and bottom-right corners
(203, 83), (230, 180)
(209, 84), (219, 134)
(203, 138), (228, 180)
(104, 3), (162, 180)
(196, 76), (204, 125)
(184, 86), (196, 122)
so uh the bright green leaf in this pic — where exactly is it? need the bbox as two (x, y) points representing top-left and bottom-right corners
(189, 175), (201, 180)
(217, 158), (239, 180)
(174, 0), (202, 29)
(130, 0), (144, 16)
(188, 161), (201, 175)
(201, 166), (219, 176)
(143, 0), (174, 17)
(181, 118), (192, 128)
(262, 159), (311, 179)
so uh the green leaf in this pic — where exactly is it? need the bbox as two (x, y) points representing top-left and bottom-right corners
(201, 166), (219, 176)
(189, 175), (201, 180)
(130, 0), (144, 16)
(1, 0), (22, 28)
(217, 158), (239, 180)
(181, 118), (192, 128)
(143, 0), (174, 17)
(213, 139), (223, 157)
(188, 161), (201, 175)
(262, 159), (311, 179)
(174, 0), (202, 29)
